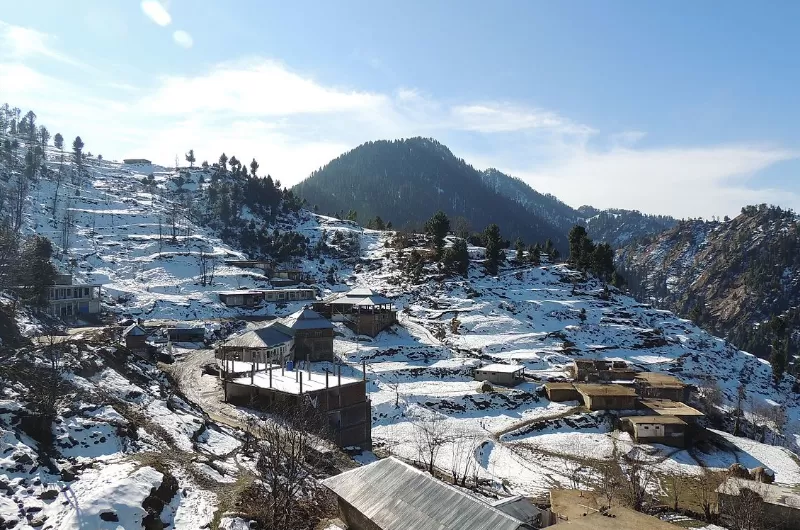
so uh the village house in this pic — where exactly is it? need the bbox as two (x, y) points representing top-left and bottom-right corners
(122, 323), (148, 354)
(572, 359), (636, 383)
(637, 398), (704, 420)
(217, 288), (316, 308)
(322, 457), (539, 529)
(717, 477), (800, 529)
(633, 372), (689, 402)
(223, 259), (274, 273)
(474, 363), (526, 386)
(574, 384), (637, 410)
(269, 308), (334, 362)
(46, 274), (102, 319)
(216, 326), (294, 366)
(123, 158), (151, 165)
(313, 287), (397, 337)
(543, 382), (580, 402)
(224, 365), (371, 448)
(620, 415), (688, 447)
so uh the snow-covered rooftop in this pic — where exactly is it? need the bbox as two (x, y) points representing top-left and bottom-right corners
(278, 308), (333, 330)
(222, 326), (292, 349)
(476, 363), (525, 374)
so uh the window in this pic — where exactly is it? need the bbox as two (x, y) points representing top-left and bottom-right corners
(84, 288), (90, 297)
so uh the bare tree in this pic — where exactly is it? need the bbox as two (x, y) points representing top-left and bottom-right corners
(595, 458), (623, 509)
(720, 482), (767, 530)
(412, 413), (452, 474)
(664, 469), (688, 511)
(620, 449), (658, 511)
(197, 249), (216, 286)
(449, 427), (481, 487)
(556, 438), (588, 493)
(692, 470), (725, 521)
(248, 401), (332, 529)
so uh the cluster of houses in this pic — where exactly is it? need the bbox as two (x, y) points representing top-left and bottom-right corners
(539, 359), (704, 448)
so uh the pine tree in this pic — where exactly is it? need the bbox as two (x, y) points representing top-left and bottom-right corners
(425, 210), (450, 259)
(484, 224), (503, 275)
(219, 153), (228, 172)
(250, 158), (259, 177)
(53, 133), (63, 150)
(72, 136), (84, 167)
(529, 244), (541, 266)
(514, 238), (525, 263)
(185, 149), (196, 168)
(771, 339), (787, 384)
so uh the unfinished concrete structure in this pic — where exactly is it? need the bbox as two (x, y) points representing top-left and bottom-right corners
(474, 363), (525, 386)
(621, 415), (688, 447)
(633, 372), (689, 401)
(313, 287), (397, 337)
(575, 384), (637, 410)
(224, 365), (371, 449)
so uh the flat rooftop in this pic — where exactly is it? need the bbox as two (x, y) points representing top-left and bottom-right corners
(638, 398), (705, 417)
(623, 415), (687, 426)
(476, 363), (525, 374)
(544, 382), (576, 390)
(232, 368), (362, 395)
(574, 383), (637, 397)
(634, 372), (686, 387)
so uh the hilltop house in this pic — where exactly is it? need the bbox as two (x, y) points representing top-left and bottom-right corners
(313, 287), (397, 337)
(322, 457), (539, 529)
(621, 416), (688, 447)
(572, 359), (636, 383)
(46, 274), (102, 319)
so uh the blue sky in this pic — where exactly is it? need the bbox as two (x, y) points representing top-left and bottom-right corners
(2, 1), (799, 218)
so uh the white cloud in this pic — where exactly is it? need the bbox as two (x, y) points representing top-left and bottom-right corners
(172, 30), (193, 49)
(451, 103), (595, 136)
(5, 40), (797, 219)
(501, 144), (800, 218)
(139, 58), (387, 116)
(0, 20), (92, 71)
(140, 1), (171, 26)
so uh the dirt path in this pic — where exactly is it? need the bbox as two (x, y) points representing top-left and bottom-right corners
(493, 406), (581, 439)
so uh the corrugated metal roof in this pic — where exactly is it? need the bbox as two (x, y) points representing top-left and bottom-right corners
(490, 496), (544, 525)
(321, 457), (531, 530)
(278, 308), (333, 330)
(351, 295), (393, 306)
(221, 326), (292, 349)
(123, 324), (147, 337)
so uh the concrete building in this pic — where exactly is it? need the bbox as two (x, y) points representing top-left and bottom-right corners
(717, 477), (800, 529)
(544, 382), (580, 402)
(633, 372), (689, 402)
(314, 287), (397, 337)
(575, 384), (637, 410)
(46, 274), (102, 319)
(474, 363), (526, 386)
(322, 457), (537, 530)
(225, 365), (371, 448)
(123, 324), (148, 354)
(621, 415), (688, 447)
(637, 398), (705, 421)
(270, 308), (334, 362)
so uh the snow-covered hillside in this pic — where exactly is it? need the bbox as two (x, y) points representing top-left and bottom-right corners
(3, 152), (800, 528)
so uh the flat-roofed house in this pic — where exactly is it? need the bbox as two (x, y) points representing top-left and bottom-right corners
(313, 287), (397, 337)
(575, 383), (637, 410)
(321, 457), (536, 530)
(621, 415), (688, 447)
(45, 274), (102, 319)
(633, 372), (689, 402)
(637, 398), (705, 420)
(474, 363), (526, 386)
(544, 382), (580, 402)
(217, 290), (265, 307)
